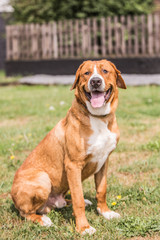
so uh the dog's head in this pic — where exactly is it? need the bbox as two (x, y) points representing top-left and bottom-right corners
(71, 60), (126, 116)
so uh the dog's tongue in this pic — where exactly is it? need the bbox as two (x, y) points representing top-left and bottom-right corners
(91, 92), (105, 108)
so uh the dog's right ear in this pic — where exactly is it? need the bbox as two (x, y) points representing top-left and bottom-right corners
(70, 62), (86, 90)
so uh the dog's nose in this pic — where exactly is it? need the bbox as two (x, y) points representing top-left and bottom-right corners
(90, 77), (102, 89)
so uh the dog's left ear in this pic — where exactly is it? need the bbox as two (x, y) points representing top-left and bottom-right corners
(109, 61), (127, 89)
(70, 61), (86, 90)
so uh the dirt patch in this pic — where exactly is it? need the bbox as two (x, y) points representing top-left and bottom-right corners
(0, 192), (11, 199)
(131, 235), (160, 240)
(0, 117), (32, 128)
(109, 151), (152, 173)
(120, 118), (160, 145)
(108, 151), (156, 186)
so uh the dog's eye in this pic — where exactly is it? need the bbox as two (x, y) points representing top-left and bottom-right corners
(84, 71), (90, 75)
(103, 69), (108, 74)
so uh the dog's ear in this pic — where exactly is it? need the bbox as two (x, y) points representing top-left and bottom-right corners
(109, 61), (127, 89)
(70, 62), (86, 90)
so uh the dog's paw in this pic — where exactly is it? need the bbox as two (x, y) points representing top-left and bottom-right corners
(81, 226), (96, 235)
(97, 208), (120, 220)
(84, 199), (93, 207)
(41, 215), (53, 227)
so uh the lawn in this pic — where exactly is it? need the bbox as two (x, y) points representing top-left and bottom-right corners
(0, 78), (160, 239)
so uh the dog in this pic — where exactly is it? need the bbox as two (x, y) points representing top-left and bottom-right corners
(11, 59), (126, 235)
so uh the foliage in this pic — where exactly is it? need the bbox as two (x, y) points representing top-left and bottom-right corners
(10, 0), (154, 23)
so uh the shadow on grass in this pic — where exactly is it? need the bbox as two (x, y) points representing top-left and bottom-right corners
(10, 194), (98, 226)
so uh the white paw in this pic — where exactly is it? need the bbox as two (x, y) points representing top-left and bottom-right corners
(42, 215), (53, 227)
(97, 208), (120, 220)
(84, 199), (93, 207)
(82, 226), (96, 235)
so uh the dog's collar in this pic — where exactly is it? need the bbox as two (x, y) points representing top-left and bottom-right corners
(79, 101), (109, 118)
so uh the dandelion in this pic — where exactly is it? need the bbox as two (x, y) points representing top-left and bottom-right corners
(49, 106), (55, 111)
(117, 195), (122, 200)
(111, 202), (117, 206)
(10, 155), (15, 160)
(18, 135), (23, 139)
(60, 101), (65, 106)
(68, 190), (71, 195)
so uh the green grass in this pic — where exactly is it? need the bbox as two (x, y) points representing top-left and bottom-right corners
(0, 70), (21, 83)
(0, 79), (160, 239)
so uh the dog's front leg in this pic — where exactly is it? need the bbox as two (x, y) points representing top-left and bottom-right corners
(66, 161), (96, 235)
(94, 159), (120, 220)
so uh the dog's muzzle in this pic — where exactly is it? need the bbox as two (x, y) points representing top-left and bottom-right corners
(90, 77), (102, 90)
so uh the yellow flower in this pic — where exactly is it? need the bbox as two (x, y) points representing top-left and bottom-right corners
(10, 155), (15, 160)
(18, 135), (23, 139)
(117, 195), (122, 200)
(27, 133), (32, 137)
(68, 190), (71, 195)
(111, 202), (117, 206)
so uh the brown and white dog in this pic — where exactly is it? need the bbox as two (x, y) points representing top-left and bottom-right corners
(11, 59), (126, 235)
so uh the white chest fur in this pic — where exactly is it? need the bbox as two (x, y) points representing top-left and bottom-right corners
(87, 116), (117, 174)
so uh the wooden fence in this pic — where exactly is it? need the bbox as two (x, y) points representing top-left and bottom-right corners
(6, 14), (160, 60)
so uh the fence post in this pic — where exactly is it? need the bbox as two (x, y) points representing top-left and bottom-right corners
(120, 15), (126, 56)
(147, 14), (154, 55)
(53, 22), (58, 59)
(93, 18), (98, 56)
(107, 16), (112, 55)
(6, 25), (11, 60)
(154, 13), (160, 55)
(12, 25), (19, 60)
(100, 17), (106, 56)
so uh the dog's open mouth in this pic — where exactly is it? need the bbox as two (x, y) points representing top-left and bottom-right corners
(84, 86), (112, 108)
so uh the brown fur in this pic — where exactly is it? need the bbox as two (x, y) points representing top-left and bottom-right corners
(11, 60), (126, 233)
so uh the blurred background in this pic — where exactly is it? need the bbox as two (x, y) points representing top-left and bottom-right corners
(0, 0), (160, 76)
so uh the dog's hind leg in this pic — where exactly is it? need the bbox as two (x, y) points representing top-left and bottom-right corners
(11, 171), (53, 226)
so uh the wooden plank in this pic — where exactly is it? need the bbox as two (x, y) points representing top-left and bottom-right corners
(75, 19), (80, 57)
(30, 24), (37, 59)
(93, 18), (98, 56)
(133, 15), (139, 56)
(107, 16), (112, 55)
(41, 24), (46, 59)
(69, 20), (74, 57)
(127, 15), (132, 55)
(120, 15), (126, 56)
(147, 14), (153, 55)
(41, 24), (52, 59)
(154, 13), (160, 55)
(57, 21), (63, 57)
(86, 18), (91, 56)
(114, 15), (119, 56)
(18, 24), (23, 60)
(6, 25), (11, 60)
(53, 22), (58, 58)
(25, 24), (30, 59)
(100, 17), (106, 56)
(81, 19), (84, 57)
(63, 20), (69, 57)
(12, 25), (19, 60)
(140, 15), (146, 55)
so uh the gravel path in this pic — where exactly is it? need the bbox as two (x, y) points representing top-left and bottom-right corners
(19, 74), (160, 86)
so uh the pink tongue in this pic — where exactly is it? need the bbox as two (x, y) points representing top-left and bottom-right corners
(91, 92), (105, 108)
